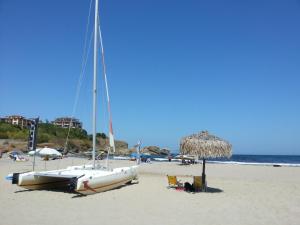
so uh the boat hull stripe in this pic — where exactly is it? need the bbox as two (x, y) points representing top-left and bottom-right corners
(77, 178), (132, 192)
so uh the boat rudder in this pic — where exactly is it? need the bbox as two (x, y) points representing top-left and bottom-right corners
(12, 173), (20, 184)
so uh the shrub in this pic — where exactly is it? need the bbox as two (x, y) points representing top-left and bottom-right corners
(11, 131), (27, 140)
(0, 132), (9, 139)
(96, 133), (107, 139)
(38, 133), (50, 143)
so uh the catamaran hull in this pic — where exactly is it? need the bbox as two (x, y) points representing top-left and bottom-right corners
(12, 172), (75, 190)
(12, 166), (138, 195)
(75, 167), (138, 195)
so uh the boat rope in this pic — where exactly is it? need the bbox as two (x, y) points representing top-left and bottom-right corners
(83, 180), (97, 193)
(67, 30), (94, 167)
(97, 8), (116, 157)
(61, 0), (94, 168)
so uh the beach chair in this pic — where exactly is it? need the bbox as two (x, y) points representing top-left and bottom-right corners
(167, 175), (182, 188)
(193, 176), (202, 192)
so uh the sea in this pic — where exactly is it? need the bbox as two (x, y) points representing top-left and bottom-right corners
(117, 153), (300, 167)
(208, 154), (300, 167)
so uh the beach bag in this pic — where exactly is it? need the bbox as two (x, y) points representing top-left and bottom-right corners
(184, 182), (194, 192)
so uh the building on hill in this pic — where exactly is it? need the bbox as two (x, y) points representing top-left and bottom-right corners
(52, 117), (82, 129)
(0, 115), (32, 129)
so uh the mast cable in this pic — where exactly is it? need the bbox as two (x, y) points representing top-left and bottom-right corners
(97, 9), (116, 169)
(62, 0), (93, 167)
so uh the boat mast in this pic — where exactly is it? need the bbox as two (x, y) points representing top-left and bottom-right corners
(92, 0), (99, 169)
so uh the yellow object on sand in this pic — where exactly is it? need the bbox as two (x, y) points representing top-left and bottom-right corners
(167, 175), (182, 188)
(193, 176), (202, 192)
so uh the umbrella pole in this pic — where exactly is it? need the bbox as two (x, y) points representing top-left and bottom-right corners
(202, 158), (206, 192)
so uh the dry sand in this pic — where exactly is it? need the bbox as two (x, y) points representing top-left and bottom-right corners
(1, 156), (300, 225)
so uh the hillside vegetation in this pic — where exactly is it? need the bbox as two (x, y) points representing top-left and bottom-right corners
(0, 122), (28, 139)
(0, 122), (129, 154)
(0, 122), (88, 142)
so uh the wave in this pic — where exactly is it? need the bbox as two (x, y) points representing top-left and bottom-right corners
(208, 160), (300, 167)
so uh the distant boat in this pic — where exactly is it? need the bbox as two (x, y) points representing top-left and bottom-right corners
(9, 0), (138, 195)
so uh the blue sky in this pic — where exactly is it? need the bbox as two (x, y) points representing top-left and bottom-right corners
(1, 0), (300, 154)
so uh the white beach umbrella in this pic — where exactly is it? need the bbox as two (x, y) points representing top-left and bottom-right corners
(28, 148), (41, 156)
(38, 147), (62, 157)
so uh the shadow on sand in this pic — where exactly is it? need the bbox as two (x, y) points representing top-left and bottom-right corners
(184, 186), (223, 194)
(177, 163), (193, 166)
(15, 188), (76, 195)
(14, 181), (139, 198)
(205, 186), (223, 193)
(14, 189), (33, 193)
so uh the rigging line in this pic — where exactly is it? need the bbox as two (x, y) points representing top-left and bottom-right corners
(62, 0), (94, 166)
(97, 13), (114, 169)
(65, 29), (94, 167)
(64, 29), (94, 151)
(97, 11), (115, 155)
(97, 15), (110, 103)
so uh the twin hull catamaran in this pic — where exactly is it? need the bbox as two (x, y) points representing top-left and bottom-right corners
(10, 0), (138, 195)
(12, 165), (138, 195)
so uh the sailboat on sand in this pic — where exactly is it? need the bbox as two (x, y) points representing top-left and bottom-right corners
(9, 0), (138, 195)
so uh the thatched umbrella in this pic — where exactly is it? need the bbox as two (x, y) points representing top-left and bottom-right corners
(180, 131), (232, 191)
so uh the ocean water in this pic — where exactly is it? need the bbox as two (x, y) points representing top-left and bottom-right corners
(209, 154), (300, 166)
(116, 154), (300, 167)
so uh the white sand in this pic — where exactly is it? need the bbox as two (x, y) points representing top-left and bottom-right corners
(1, 156), (300, 225)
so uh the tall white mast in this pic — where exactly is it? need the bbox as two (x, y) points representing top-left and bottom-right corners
(92, 0), (99, 169)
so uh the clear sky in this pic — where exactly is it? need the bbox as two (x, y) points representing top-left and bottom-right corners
(1, 0), (300, 154)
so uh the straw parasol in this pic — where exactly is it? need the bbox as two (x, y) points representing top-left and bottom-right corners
(180, 131), (232, 191)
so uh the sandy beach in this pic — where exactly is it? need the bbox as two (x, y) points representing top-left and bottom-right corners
(1, 157), (300, 225)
